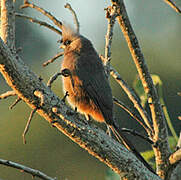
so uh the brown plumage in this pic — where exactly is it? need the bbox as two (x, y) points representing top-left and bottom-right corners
(61, 26), (113, 125)
(60, 26), (156, 174)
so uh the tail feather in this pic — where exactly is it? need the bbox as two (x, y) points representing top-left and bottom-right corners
(109, 124), (156, 175)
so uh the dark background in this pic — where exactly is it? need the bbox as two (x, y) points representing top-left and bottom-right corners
(0, 0), (180, 179)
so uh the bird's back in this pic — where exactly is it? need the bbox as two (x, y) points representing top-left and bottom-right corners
(61, 49), (113, 125)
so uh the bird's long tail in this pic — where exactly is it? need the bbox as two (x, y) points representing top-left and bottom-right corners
(109, 124), (156, 175)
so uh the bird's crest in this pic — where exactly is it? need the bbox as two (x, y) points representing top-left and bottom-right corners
(61, 25), (78, 41)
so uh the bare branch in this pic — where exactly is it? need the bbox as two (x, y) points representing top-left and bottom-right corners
(64, 3), (80, 33)
(15, 13), (62, 35)
(121, 128), (154, 145)
(0, 90), (16, 99)
(42, 52), (64, 67)
(21, 1), (62, 30)
(9, 97), (21, 109)
(47, 72), (62, 88)
(1, 0), (16, 53)
(22, 107), (38, 144)
(113, 97), (149, 132)
(111, 0), (170, 177)
(0, 90), (21, 109)
(110, 66), (153, 136)
(164, 0), (181, 14)
(47, 69), (74, 89)
(104, 5), (117, 76)
(169, 149), (181, 164)
(0, 158), (56, 180)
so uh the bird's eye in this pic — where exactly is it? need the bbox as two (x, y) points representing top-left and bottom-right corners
(57, 38), (63, 43)
(64, 40), (71, 46)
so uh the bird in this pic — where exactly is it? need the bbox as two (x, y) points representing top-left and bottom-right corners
(60, 25), (155, 174)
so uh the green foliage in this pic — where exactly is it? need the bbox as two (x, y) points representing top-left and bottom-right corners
(133, 74), (178, 142)
(133, 75), (147, 107)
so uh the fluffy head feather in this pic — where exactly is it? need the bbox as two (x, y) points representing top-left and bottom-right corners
(61, 25), (95, 55)
(61, 25), (78, 42)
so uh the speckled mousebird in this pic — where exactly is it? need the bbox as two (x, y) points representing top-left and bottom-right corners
(60, 25), (155, 174)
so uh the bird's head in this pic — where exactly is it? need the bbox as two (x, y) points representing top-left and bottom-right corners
(60, 25), (95, 55)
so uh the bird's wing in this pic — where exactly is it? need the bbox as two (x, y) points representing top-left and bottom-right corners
(76, 54), (113, 124)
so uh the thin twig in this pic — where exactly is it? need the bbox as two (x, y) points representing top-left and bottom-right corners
(113, 97), (149, 132)
(104, 5), (117, 76)
(121, 128), (154, 145)
(0, 158), (56, 180)
(22, 107), (38, 144)
(42, 52), (64, 67)
(64, 3), (80, 33)
(0, 90), (16, 99)
(47, 69), (73, 88)
(169, 149), (181, 164)
(110, 66), (153, 136)
(15, 13), (62, 35)
(9, 97), (21, 109)
(21, 0), (62, 30)
(47, 72), (62, 88)
(164, 0), (181, 14)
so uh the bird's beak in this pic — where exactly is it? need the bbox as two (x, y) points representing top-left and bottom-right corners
(60, 44), (66, 49)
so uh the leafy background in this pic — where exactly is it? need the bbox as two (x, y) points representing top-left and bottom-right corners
(0, 0), (180, 179)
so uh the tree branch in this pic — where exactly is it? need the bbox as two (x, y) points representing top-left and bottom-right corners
(111, 0), (170, 178)
(113, 97), (150, 132)
(164, 0), (181, 14)
(64, 3), (80, 33)
(0, 159), (56, 180)
(1, 0), (15, 52)
(169, 149), (181, 165)
(42, 52), (64, 67)
(0, 90), (16, 99)
(110, 66), (153, 135)
(15, 13), (62, 35)
(21, 1), (62, 30)
(9, 97), (21, 109)
(104, 5), (117, 76)
(22, 107), (38, 144)
(0, 38), (159, 179)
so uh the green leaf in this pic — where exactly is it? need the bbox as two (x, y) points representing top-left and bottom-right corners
(168, 136), (177, 150)
(133, 74), (178, 142)
(141, 150), (154, 162)
(133, 75), (147, 107)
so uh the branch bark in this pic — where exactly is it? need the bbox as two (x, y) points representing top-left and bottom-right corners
(1, 0), (15, 52)
(0, 159), (56, 180)
(164, 0), (181, 14)
(0, 38), (160, 179)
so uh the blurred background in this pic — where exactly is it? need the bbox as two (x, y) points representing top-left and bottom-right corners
(0, 0), (180, 179)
